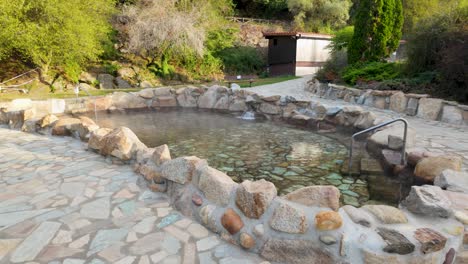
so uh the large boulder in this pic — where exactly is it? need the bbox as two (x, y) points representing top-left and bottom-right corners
(333, 105), (364, 126)
(72, 116), (99, 140)
(39, 114), (59, 128)
(389, 92), (408, 113)
(51, 117), (82, 136)
(152, 144), (171, 165)
(354, 111), (377, 129)
(441, 105), (463, 125)
(283, 186), (340, 211)
(98, 74), (115, 89)
(88, 127), (113, 151)
(414, 156), (462, 183)
(259, 103), (281, 115)
(111, 92), (148, 109)
(176, 87), (201, 108)
(417, 98), (443, 120)
(198, 86), (229, 109)
(152, 95), (177, 108)
(235, 179), (277, 219)
(269, 200), (307, 234)
(21, 118), (40, 133)
(435, 169), (468, 193)
(115, 77), (132, 88)
(138, 88), (155, 99)
(100, 127), (147, 160)
(6, 108), (35, 129)
(160, 156), (207, 184)
(402, 185), (452, 218)
(197, 166), (237, 206)
(228, 99), (247, 112)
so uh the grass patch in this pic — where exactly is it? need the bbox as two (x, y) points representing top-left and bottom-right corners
(0, 88), (141, 102)
(222, 75), (299, 88)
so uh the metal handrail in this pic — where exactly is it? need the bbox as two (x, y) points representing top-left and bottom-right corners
(348, 118), (409, 176)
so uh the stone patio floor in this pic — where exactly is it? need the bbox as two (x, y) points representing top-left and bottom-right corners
(0, 128), (269, 264)
(246, 76), (468, 171)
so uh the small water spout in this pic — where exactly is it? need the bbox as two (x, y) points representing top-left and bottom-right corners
(75, 83), (98, 124)
(240, 111), (256, 120)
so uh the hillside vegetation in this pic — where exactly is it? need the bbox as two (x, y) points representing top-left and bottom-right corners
(0, 0), (466, 102)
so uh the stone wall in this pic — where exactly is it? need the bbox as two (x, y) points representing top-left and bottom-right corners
(1, 86), (467, 263)
(306, 79), (468, 126)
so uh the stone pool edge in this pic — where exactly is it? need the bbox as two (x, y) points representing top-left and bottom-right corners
(0, 86), (466, 263)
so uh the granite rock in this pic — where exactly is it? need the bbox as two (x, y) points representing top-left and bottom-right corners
(402, 185), (452, 218)
(198, 166), (237, 206)
(161, 156), (207, 184)
(415, 156), (462, 183)
(270, 201), (307, 234)
(235, 180), (277, 219)
(283, 186), (340, 211)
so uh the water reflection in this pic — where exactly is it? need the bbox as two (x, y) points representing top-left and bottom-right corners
(90, 109), (369, 205)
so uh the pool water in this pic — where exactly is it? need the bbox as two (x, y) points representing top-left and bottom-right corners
(91, 109), (369, 205)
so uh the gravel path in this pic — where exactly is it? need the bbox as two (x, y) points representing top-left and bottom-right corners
(0, 128), (268, 264)
(246, 76), (468, 171)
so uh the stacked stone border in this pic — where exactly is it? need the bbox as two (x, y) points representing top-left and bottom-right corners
(307, 79), (468, 126)
(1, 85), (467, 263)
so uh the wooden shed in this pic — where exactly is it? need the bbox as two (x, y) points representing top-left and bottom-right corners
(263, 32), (332, 76)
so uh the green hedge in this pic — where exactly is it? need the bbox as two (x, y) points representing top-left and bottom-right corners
(342, 62), (402, 85)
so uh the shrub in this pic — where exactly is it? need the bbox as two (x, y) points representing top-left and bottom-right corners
(316, 50), (348, 82)
(217, 46), (265, 75)
(342, 62), (402, 85)
(103, 61), (121, 76)
(405, 6), (468, 102)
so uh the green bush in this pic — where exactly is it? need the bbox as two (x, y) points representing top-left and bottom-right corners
(316, 50), (348, 82)
(405, 6), (468, 102)
(217, 46), (265, 75)
(342, 62), (402, 85)
(103, 61), (121, 76)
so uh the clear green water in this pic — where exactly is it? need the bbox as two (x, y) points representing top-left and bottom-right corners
(92, 109), (369, 205)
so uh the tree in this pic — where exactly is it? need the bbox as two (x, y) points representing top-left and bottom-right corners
(402, 0), (463, 34)
(122, 0), (235, 78)
(348, 0), (403, 64)
(0, 0), (115, 82)
(286, 0), (351, 32)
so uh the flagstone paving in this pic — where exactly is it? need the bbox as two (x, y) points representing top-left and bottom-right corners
(0, 128), (269, 264)
(246, 76), (468, 171)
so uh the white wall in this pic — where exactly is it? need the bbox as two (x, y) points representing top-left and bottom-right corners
(296, 38), (331, 63)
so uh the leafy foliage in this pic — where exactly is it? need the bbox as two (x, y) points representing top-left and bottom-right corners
(405, 6), (468, 102)
(348, 0), (403, 63)
(233, 0), (289, 18)
(402, 0), (463, 34)
(217, 46), (265, 74)
(329, 26), (354, 52)
(342, 62), (402, 85)
(287, 0), (351, 32)
(0, 0), (115, 81)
